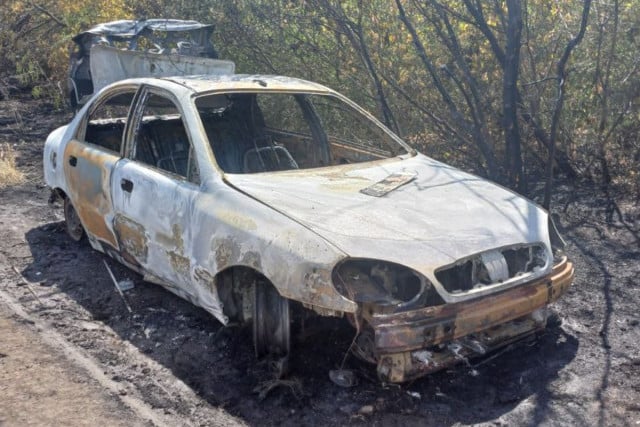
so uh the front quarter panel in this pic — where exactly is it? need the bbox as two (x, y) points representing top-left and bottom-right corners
(190, 181), (357, 315)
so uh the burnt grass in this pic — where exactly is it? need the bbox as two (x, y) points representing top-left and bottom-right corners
(1, 93), (639, 426)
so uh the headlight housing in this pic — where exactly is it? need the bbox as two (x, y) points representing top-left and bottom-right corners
(332, 259), (444, 314)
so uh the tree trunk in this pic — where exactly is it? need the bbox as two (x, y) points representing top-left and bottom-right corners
(543, 0), (592, 210)
(503, 0), (524, 191)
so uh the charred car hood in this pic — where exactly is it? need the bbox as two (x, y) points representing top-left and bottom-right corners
(225, 154), (550, 273)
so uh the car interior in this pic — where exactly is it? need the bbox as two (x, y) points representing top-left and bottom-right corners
(82, 89), (403, 182)
(197, 92), (399, 174)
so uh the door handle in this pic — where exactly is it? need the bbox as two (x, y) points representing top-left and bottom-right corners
(68, 155), (77, 167)
(120, 178), (134, 193)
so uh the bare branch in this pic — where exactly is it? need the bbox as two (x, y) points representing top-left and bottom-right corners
(380, 72), (474, 147)
(27, 2), (66, 27)
(522, 76), (559, 87)
(463, 0), (506, 66)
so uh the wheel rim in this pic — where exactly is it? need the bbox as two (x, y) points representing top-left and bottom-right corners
(64, 198), (84, 242)
(253, 280), (290, 358)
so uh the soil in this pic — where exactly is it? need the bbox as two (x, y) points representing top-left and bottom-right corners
(1, 93), (639, 426)
(0, 299), (148, 427)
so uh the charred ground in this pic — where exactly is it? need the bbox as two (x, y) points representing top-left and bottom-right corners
(0, 93), (639, 426)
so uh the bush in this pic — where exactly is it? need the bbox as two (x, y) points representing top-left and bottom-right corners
(0, 143), (25, 188)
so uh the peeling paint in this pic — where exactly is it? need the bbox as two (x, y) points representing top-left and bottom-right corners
(240, 251), (261, 270)
(301, 268), (343, 308)
(113, 214), (148, 263)
(193, 267), (215, 285)
(172, 223), (185, 252)
(167, 251), (190, 277)
(63, 140), (119, 248)
(213, 237), (240, 270)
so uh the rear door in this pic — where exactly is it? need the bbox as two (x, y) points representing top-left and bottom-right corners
(110, 86), (201, 289)
(63, 86), (139, 250)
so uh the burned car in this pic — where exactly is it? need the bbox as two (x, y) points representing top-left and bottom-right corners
(44, 74), (574, 382)
(68, 19), (226, 108)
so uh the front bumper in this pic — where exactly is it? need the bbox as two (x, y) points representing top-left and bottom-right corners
(364, 257), (574, 382)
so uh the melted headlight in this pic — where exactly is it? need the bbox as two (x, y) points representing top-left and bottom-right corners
(332, 259), (444, 313)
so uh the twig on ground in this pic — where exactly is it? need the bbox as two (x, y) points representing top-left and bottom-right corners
(471, 344), (516, 369)
(11, 265), (44, 307)
(103, 260), (132, 313)
(253, 377), (304, 401)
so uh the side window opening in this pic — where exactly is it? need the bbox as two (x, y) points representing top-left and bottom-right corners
(82, 90), (136, 153)
(132, 92), (199, 183)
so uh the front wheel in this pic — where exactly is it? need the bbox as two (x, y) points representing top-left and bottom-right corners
(253, 279), (290, 359)
(63, 197), (84, 242)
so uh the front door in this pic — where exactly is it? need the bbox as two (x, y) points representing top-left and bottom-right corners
(110, 87), (201, 289)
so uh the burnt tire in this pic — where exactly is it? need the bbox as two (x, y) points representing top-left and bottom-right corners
(64, 197), (84, 242)
(253, 279), (290, 359)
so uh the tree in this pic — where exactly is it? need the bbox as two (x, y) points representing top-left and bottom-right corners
(543, 0), (591, 209)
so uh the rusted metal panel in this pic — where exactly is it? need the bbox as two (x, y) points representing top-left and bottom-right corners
(113, 214), (148, 264)
(188, 190), (358, 318)
(111, 160), (198, 299)
(370, 259), (573, 354)
(377, 313), (545, 382)
(62, 139), (119, 248)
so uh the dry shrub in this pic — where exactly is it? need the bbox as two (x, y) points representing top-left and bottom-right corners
(0, 143), (25, 188)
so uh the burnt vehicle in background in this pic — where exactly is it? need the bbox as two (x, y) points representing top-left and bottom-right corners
(68, 19), (222, 108)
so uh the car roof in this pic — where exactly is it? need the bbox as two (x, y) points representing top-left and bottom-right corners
(161, 74), (334, 95)
(73, 19), (213, 42)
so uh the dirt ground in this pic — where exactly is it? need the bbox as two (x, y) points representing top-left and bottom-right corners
(1, 93), (639, 426)
(0, 294), (157, 427)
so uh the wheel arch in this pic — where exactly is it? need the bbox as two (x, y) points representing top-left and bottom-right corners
(213, 264), (281, 324)
(213, 265), (291, 360)
(49, 187), (68, 202)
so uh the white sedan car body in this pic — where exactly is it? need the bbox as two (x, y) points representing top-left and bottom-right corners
(44, 74), (574, 382)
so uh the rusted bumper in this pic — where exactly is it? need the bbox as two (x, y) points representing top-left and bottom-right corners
(367, 258), (574, 382)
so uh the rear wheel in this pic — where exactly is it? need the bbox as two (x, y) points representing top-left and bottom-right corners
(64, 198), (84, 242)
(253, 279), (290, 359)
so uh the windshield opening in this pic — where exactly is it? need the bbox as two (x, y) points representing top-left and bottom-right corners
(195, 92), (409, 174)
